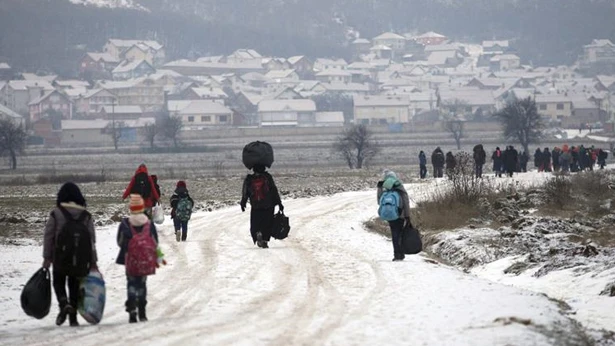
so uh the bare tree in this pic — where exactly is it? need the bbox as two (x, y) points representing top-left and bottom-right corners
(0, 118), (27, 170)
(440, 99), (468, 149)
(443, 118), (465, 150)
(140, 122), (159, 149)
(494, 97), (544, 154)
(103, 120), (126, 151)
(333, 124), (379, 169)
(161, 115), (183, 148)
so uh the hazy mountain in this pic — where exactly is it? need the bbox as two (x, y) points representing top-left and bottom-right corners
(1, 0), (614, 76)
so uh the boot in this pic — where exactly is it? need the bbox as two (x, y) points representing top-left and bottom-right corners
(69, 312), (79, 327)
(256, 232), (264, 248)
(262, 241), (269, 249)
(138, 302), (148, 322)
(175, 230), (181, 242)
(129, 310), (138, 323)
(126, 300), (138, 323)
(55, 302), (71, 326)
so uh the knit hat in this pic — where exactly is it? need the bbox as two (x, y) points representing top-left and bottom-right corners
(129, 194), (145, 214)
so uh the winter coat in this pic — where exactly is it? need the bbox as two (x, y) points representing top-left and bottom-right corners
(377, 177), (411, 220)
(492, 149), (503, 170)
(115, 216), (159, 265)
(240, 172), (282, 210)
(170, 187), (195, 219)
(473, 145), (486, 165)
(419, 152), (427, 166)
(122, 165), (161, 208)
(431, 148), (445, 168)
(445, 152), (456, 170)
(543, 149), (552, 166)
(504, 148), (518, 171)
(552, 150), (560, 167)
(43, 203), (98, 266)
(534, 149), (542, 168)
(599, 150), (608, 162)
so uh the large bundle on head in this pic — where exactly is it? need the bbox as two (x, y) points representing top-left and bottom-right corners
(242, 141), (274, 169)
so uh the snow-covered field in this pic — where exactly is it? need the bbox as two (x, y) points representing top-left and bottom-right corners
(0, 171), (612, 345)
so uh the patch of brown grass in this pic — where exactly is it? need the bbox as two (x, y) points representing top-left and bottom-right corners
(415, 189), (483, 232)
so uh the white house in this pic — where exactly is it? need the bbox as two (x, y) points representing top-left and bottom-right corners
(258, 99), (316, 127)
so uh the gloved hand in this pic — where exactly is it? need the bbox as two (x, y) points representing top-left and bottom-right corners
(42, 259), (51, 269)
(279, 204), (284, 213)
(240, 202), (246, 212)
(404, 217), (412, 228)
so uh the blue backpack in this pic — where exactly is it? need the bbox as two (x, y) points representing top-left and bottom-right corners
(378, 190), (401, 221)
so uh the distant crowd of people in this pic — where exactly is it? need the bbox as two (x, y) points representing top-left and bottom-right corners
(418, 144), (609, 179)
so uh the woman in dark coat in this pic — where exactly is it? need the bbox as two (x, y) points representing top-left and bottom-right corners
(534, 148), (543, 171)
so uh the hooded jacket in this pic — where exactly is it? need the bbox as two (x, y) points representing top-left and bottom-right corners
(376, 176), (411, 220)
(43, 203), (98, 267)
(170, 186), (195, 219)
(431, 148), (445, 167)
(122, 165), (161, 208)
(473, 144), (486, 165)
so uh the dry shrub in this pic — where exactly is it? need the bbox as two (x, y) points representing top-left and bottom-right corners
(413, 152), (498, 231)
(415, 189), (483, 231)
(448, 152), (489, 203)
(544, 174), (573, 209)
(364, 218), (391, 237)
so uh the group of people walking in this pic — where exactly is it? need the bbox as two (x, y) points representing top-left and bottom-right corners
(419, 144), (609, 179)
(40, 161), (284, 326)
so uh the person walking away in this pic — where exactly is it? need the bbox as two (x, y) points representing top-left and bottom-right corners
(170, 181), (195, 242)
(552, 147), (561, 172)
(542, 148), (552, 172)
(240, 164), (284, 248)
(150, 174), (162, 199)
(598, 149), (608, 169)
(571, 146), (579, 172)
(534, 148), (543, 172)
(492, 147), (503, 177)
(122, 164), (160, 219)
(473, 144), (486, 178)
(377, 170), (411, 261)
(116, 194), (160, 323)
(431, 147), (445, 178)
(589, 146), (597, 171)
(519, 151), (529, 172)
(43, 182), (98, 327)
(504, 146), (518, 177)
(560, 147), (571, 174)
(418, 151), (427, 179)
(445, 151), (456, 178)
(579, 146), (587, 171)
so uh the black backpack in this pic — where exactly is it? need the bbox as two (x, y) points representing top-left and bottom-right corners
(53, 208), (92, 277)
(131, 172), (151, 199)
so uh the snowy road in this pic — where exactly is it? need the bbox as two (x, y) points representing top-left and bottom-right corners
(0, 188), (592, 345)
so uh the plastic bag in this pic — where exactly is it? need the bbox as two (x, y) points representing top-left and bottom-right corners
(78, 270), (106, 324)
(153, 204), (164, 225)
(402, 225), (423, 255)
(21, 268), (51, 319)
(271, 211), (291, 240)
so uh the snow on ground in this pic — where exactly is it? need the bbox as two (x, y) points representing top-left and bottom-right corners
(472, 255), (615, 332)
(0, 187), (596, 345)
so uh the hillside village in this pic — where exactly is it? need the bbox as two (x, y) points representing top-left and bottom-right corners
(1, 32), (615, 147)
